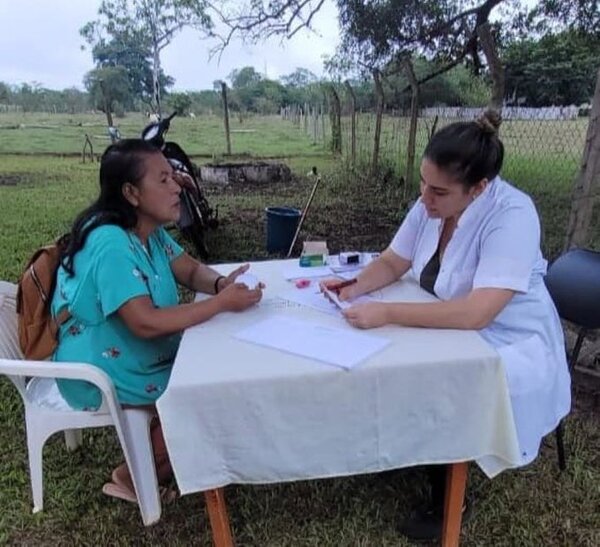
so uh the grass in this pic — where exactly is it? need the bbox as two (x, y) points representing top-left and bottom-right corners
(0, 112), (331, 160)
(1, 112), (599, 545)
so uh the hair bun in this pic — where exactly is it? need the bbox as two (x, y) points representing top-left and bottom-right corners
(476, 109), (502, 135)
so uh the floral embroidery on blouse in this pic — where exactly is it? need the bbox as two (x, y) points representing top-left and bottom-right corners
(102, 347), (121, 359)
(68, 324), (82, 336)
(164, 244), (174, 258)
(145, 384), (160, 394)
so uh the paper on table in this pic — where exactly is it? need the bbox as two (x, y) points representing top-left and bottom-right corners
(280, 287), (378, 316)
(280, 287), (340, 316)
(282, 263), (332, 280)
(323, 288), (351, 310)
(234, 315), (390, 369)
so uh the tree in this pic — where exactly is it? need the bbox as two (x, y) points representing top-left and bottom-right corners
(82, 0), (213, 116)
(81, 26), (173, 109)
(167, 91), (193, 115)
(84, 66), (131, 126)
(504, 30), (600, 106)
(210, 0), (327, 49)
(215, 1), (507, 109)
(280, 67), (318, 88)
(15, 82), (45, 113)
(228, 66), (263, 89)
(61, 88), (89, 114)
(527, 0), (600, 34)
(0, 82), (11, 104)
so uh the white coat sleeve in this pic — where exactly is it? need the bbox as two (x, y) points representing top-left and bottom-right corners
(472, 198), (541, 293)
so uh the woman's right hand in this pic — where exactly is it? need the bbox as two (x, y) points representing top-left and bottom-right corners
(216, 282), (263, 312)
(319, 278), (359, 302)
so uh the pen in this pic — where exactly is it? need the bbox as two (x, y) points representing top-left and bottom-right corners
(332, 278), (357, 293)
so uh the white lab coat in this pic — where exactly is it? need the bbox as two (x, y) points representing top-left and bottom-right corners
(390, 176), (571, 470)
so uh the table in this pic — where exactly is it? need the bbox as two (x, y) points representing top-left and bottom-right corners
(157, 259), (522, 546)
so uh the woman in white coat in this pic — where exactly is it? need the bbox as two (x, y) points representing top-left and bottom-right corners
(323, 109), (571, 540)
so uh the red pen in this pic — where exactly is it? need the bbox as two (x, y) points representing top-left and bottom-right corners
(331, 278), (357, 293)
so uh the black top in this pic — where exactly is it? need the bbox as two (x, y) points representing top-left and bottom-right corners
(420, 249), (441, 296)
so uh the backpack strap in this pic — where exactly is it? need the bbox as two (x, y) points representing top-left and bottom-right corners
(55, 307), (71, 327)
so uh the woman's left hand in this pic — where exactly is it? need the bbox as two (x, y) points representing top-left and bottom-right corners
(220, 264), (250, 290)
(343, 302), (389, 329)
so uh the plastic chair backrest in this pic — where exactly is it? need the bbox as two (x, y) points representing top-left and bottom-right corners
(545, 248), (600, 329)
(0, 281), (23, 360)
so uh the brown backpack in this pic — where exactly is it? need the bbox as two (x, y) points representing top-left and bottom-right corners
(16, 237), (71, 360)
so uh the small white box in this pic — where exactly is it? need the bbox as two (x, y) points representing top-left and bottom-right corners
(339, 252), (361, 265)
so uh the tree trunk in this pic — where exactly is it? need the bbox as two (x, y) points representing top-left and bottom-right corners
(403, 57), (419, 199)
(221, 82), (232, 155)
(345, 80), (357, 165)
(150, 5), (162, 118)
(98, 79), (113, 127)
(328, 85), (342, 155)
(152, 43), (161, 118)
(304, 102), (309, 134)
(321, 103), (326, 146)
(105, 108), (114, 128)
(477, 22), (504, 112)
(564, 69), (600, 250)
(372, 69), (384, 175)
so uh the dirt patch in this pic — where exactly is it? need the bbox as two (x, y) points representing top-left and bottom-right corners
(205, 172), (304, 196)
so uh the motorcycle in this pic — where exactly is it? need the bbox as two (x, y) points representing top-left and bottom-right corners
(140, 111), (218, 260)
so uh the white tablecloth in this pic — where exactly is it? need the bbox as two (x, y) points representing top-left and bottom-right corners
(157, 259), (522, 495)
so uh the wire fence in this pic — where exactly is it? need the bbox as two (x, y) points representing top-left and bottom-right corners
(281, 104), (591, 259)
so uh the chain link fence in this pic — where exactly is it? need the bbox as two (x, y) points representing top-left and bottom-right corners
(281, 104), (590, 259)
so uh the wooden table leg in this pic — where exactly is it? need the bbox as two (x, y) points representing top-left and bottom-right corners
(204, 488), (234, 547)
(441, 462), (468, 547)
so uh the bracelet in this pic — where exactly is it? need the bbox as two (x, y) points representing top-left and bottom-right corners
(214, 275), (225, 294)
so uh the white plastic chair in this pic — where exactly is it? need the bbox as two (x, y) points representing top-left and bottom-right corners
(0, 280), (162, 526)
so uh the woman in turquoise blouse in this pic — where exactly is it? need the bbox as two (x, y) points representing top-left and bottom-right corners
(51, 139), (263, 502)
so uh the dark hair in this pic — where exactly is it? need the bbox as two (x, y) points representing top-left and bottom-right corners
(423, 109), (504, 188)
(61, 139), (161, 276)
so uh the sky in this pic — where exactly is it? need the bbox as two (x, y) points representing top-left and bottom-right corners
(0, 0), (340, 91)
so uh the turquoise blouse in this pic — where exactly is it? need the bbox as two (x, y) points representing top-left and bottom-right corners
(51, 224), (184, 410)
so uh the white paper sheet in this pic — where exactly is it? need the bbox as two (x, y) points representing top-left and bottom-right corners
(280, 287), (378, 316)
(323, 288), (351, 310)
(280, 287), (341, 316)
(281, 263), (333, 280)
(234, 315), (390, 369)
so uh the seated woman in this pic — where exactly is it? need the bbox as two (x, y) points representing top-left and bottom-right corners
(322, 110), (571, 541)
(51, 139), (263, 502)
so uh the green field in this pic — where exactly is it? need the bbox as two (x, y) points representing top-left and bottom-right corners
(0, 112), (599, 546)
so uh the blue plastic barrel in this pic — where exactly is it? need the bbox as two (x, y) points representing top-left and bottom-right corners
(265, 206), (301, 253)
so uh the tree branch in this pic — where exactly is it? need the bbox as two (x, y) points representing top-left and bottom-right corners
(208, 0), (326, 54)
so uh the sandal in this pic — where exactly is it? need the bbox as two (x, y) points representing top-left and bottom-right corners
(102, 469), (137, 503)
(102, 470), (179, 505)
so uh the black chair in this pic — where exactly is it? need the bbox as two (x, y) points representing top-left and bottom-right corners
(544, 248), (600, 470)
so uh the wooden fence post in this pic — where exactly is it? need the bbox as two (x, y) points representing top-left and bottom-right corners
(221, 81), (232, 155)
(327, 85), (342, 155)
(372, 68), (384, 175)
(403, 57), (419, 198)
(345, 80), (357, 165)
